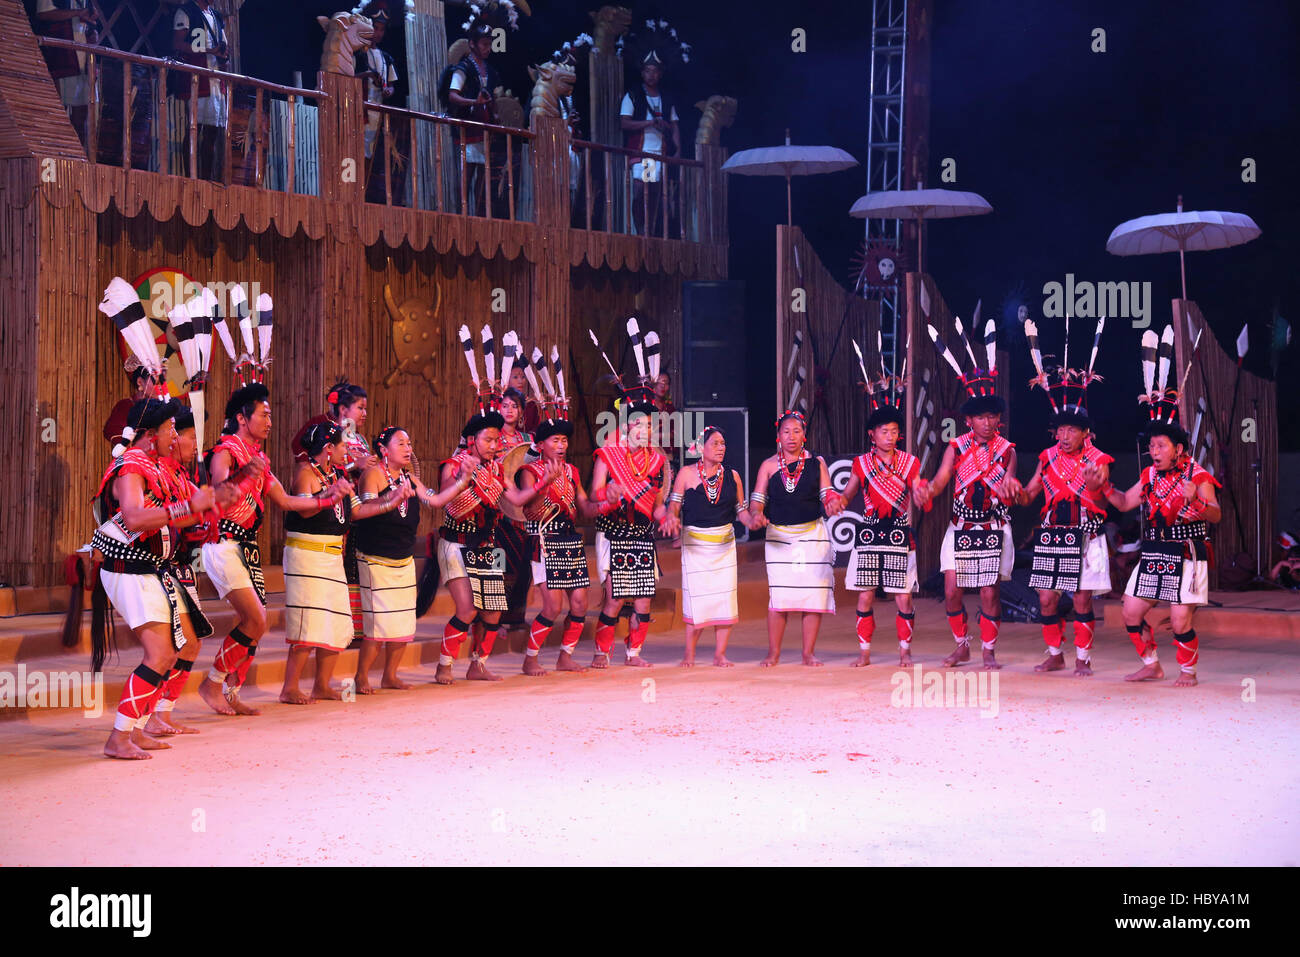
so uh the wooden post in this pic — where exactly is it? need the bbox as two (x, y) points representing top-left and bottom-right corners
(382, 111), (392, 206)
(87, 53), (99, 164)
(316, 72), (365, 204)
(287, 93), (297, 194)
(254, 86), (264, 187)
(483, 129), (493, 220)
(188, 73), (198, 178)
(222, 80), (234, 185)
(156, 65), (168, 175)
(121, 59), (131, 170)
(409, 115), (420, 208)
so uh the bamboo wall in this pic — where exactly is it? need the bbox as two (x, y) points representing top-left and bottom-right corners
(1, 30), (728, 588)
(774, 225), (881, 458)
(1173, 299), (1278, 585)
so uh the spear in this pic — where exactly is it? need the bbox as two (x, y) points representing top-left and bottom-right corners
(587, 328), (621, 383)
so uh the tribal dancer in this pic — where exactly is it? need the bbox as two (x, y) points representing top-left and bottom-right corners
(750, 410), (843, 666)
(197, 292), (353, 714)
(352, 426), (467, 692)
(1084, 325), (1220, 687)
(494, 377), (535, 638)
(916, 317), (1021, 670)
(146, 408), (212, 734)
(1016, 317), (1113, 676)
(517, 354), (599, 675)
(434, 326), (557, 684)
(292, 380), (376, 644)
(91, 398), (231, 758)
(587, 320), (674, 668)
(837, 339), (922, 667)
(280, 422), (410, 703)
(665, 427), (759, 667)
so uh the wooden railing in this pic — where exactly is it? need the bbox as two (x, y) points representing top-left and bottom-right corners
(37, 37), (327, 194)
(571, 138), (704, 241)
(363, 102), (533, 220)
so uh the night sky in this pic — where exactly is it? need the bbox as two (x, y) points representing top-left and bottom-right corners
(239, 0), (1299, 451)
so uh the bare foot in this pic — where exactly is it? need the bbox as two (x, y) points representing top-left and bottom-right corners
(130, 728), (171, 751)
(465, 659), (503, 681)
(1034, 652), (1065, 673)
(381, 675), (413, 690)
(522, 655), (548, 677)
(678, 657), (695, 668)
(311, 684), (342, 701)
(1173, 671), (1198, 687)
(759, 655), (780, 668)
(1124, 661), (1165, 682)
(899, 647), (913, 667)
(942, 642), (971, 667)
(555, 651), (587, 673)
(145, 712), (198, 735)
(712, 655), (734, 668)
(434, 664), (455, 685)
(982, 648), (1002, 670)
(197, 677), (237, 715)
(104, 730), (150, 760)
(224, 688), (261, 715)
(802, 654), (824, 667)
(279, 688), (314, 705)
(851, 652), (871, 668)
(355, 678), (376, 695)
(624, 655), (653, 668)
(1073, 657), (1093, 677)
(590, 653), (610, 670)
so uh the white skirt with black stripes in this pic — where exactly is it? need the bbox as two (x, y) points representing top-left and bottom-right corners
(283, 533), (352, 651)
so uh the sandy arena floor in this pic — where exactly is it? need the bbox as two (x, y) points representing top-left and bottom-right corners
(1, 614), (1297, 867)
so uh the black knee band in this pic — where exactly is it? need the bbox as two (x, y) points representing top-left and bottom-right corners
(449, 616), (470, 631)
(897, 611), (915, 621)
(1174, 629), (1196, 643)
(229, 627), (254, 647)
(947, 609), (965, 620)
(1074, 611), (1095, 624)
(1126, 623), (1144, 636)
(567, 613), (586, 624)
(857, 609), (874, 619)
(176, 658), (195, 672)
(534, 615), (554, 628)
(1041, 614), (1060, 625)
(598, 612), (620, 627)
(980, 613), (1001, 624)
(482, 622), (501, 634)
(133, 663), (165, 685)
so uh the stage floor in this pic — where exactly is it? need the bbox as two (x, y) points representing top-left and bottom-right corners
(1, 611), (1297, 867)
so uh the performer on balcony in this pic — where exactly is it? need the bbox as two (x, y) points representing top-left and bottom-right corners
(171, 0), (231, 182)
(749, 410), (843, 667)
(914, 319), (1021, 671)
(620, 21), (686, 237)
(588, 320), (675, 668)
(432, 326), (557, 684)
(664, 427), (759, 667)
(357, 4), (399, 203)
(1015, 319), (1113, 676)
(1084, 326), (1221, 687)
(34, 0), (100, 145)
(836, 352), (922, 668)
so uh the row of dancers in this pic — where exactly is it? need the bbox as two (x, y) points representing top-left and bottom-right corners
(88, 282), (1220, 759)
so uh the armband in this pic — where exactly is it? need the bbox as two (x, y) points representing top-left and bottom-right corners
(668, 491), (684, 504)
(819, 486), (837, 500)
(361, 491), (378, 501)
(168, 500), (192, 520)
(750, 491), (768, 505)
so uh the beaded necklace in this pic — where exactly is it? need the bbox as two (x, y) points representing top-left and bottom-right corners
(309, 458), (346, 523)
(698, 461), (723, 505)
(779, 448), (808, 494)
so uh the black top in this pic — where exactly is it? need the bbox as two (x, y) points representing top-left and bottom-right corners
(351, 472), (421, 560)
(764, 454), (823, 526)
(682, 469), (737, 529)
(285, 496), (353, 537)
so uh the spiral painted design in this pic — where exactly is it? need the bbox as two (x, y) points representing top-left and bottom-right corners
(827, 510), (863, 555)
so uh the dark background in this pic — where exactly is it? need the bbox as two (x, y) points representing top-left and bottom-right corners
(238, 0), (1299, 455)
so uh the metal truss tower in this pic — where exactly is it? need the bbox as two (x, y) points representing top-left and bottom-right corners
(864, 0), (908, 376)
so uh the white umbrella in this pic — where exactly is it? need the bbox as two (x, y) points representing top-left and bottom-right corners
(849, 186), (993, 274)
(722, 130), (858, 226)
(1105, 196), (1261, 300)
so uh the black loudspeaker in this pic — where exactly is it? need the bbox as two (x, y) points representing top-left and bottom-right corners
(682, 280), (746, 406)
(682, 407), (751, 492)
